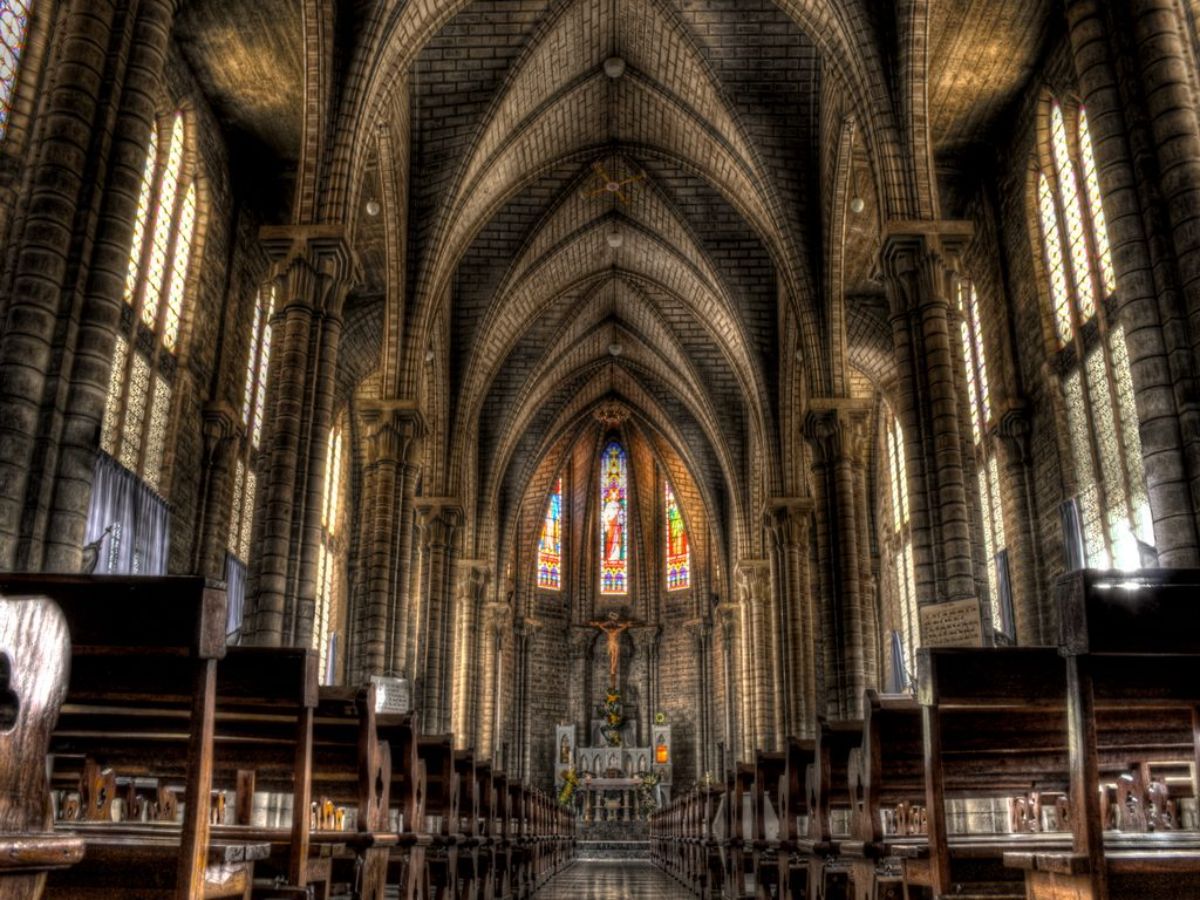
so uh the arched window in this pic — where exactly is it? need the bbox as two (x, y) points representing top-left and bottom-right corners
(599, 441), (628, 595)
(664, 480), (689, 591)
(956, 278), (1008, 634)
(101, 110), (199, 492)
(537, 477), (563, 590)
(884, 406), (918, 677)
(0, 0), (33, 142)
(314, 424), (345, 683)
(228, 284), (275, 564)
(1035, 98), (1151, 570)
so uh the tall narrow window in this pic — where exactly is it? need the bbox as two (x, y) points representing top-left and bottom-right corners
(0, 0), (33, 142)
(664, 481), (690, 591)
(956, 279), (1008, 633)
(101, 110), (200, 493)
(599, 441), (628, 595)
(1034, 98), (1151, 570)
(884, 407), (918, 670)
(315, 425), (345, 682)
(228, 285), (276, 563)
(537, 477), (563, 590)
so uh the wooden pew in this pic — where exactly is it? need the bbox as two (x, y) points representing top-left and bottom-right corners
(1001, 569), (1200, 899)
(837, 692), (925, 900)
(0, 595), (85, 900)
(455, 749), (480, 899)
(377, 712), (431, 900)
(797, 718), (862, 900)
(420, 735), (461, 900)
(46, 644), (327, 899)
(0, 574), (268, 900)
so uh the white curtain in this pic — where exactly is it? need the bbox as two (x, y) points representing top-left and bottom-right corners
(224, 552), (247, 642)
(85, 453), (169, 575)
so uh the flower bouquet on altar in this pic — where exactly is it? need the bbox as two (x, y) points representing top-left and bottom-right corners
(597, 689), (624, 746)
(558, 769), (579, 809)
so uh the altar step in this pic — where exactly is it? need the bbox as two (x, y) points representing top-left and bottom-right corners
(575, 839), (651, 860)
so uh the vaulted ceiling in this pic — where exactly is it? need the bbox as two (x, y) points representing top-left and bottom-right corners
(174, 0), (1059, 564)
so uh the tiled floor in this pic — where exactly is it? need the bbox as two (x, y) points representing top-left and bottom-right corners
(534, 860), (694, 898)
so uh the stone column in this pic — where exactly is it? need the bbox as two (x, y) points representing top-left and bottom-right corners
(881, 223), (977, 606)
(414, 500), (463, 734)
(36, 0), (182, 571)
(481, 600), (512, 762)
(512, 616), (542, 779)
(452, 560), (490, 744)
(1063, 0), (1200, 564)
(764, 499), (815, 737)
(994, 405), (1046, 643)
(735, 561), (773, 750)
(357, 400), (424, 679)
(251, 226), (356, 648)
(804, 400), (871, 718)
(631, 626), (660, 746)
(685, 618), (714, 778)
(715, 601), (741, 766)
(193, 402), (240, 579)
(569, 628), (597, 749)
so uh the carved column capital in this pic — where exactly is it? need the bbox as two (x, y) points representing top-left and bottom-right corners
(415, 499), (464, 551)
(880, 220), (973, 317)
(484, 601), (512, 638)
(514, 615), (543, 640)
(715, 602), (740, 645)
(361, 399), (426, 467)
(735, 560), (771, 608)
(993, 401), (1033, 465)
(260, 224), (361, 319)
(803, 399), (871, 467)
(455, 559), (491, 604)
(201, 400), (241, 458)
(763, 498), (814, 550)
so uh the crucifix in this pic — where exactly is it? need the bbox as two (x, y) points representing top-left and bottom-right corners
(588, 611), (643, 690)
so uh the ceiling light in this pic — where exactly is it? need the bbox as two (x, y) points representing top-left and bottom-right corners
(603, 57), (626, 79)
(425, 349), (435, 363)
(849, 196), (865, 214)
(608, 342), (624, 357)
(365, 199), (381, 217)
(606, 229), (624, 249)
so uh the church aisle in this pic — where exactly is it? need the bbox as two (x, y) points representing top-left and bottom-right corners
(534, 860), (692, 898)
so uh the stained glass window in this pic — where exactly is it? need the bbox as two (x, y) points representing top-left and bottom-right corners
(101, 109), (201, 495)
(599, 441), (628, 595)
(537, 477), (562, 590)
(956, 279), (1007, 632)
(0, 0), (33, 142)
(664, 481), (689, 591)
(1035, 97), (1153, 570)
(884, 408), (918, 665)
(228, 285), (276, 562)
(315, 425), (345, 682)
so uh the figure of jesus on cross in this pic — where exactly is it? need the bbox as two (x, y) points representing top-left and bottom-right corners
(588, 611), (641, 690)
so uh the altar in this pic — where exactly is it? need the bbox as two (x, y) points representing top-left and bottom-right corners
(554, 723), (672, 822)
(553, 612), (673, 823)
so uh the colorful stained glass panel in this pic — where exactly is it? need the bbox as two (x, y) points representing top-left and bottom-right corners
(665, 482), (689, 591)
(537, 477), (562, 590)
(599, 442), (628, 595)
(0, 0), (32, 142)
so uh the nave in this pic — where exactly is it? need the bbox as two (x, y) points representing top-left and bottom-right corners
(533, 861), (689, 900)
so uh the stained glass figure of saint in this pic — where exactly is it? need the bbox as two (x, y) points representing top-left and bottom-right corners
(665, 482), (689, 590)
(599, 442), (627, 594)
(537, 477), (562, 589)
